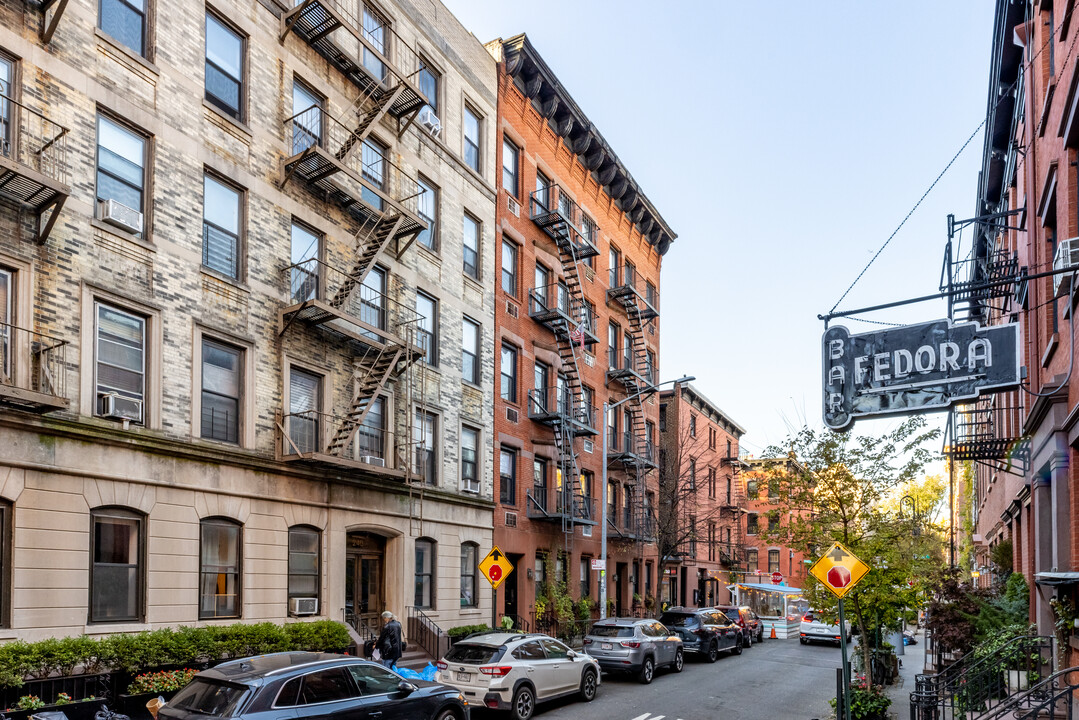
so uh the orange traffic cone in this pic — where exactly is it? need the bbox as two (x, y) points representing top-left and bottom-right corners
(769, 626), (777, 639)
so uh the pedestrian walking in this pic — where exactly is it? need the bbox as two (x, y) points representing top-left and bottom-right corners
(375, 610), (403, 669)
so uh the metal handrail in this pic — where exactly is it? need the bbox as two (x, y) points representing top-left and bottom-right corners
(608, 263), (660, 312)
(526, 486), (595, 521)
(0, 90), (69, 186)
(0, 321), (68, 400)
(527, 283), (596, 332)
(406, 606), (448, 661)
(279, 409), (390, 460)
(526, 388), (595, 428)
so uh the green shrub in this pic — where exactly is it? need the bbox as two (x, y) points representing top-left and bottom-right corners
(447, 624), (492, 641)
(285, 621), (350, 653)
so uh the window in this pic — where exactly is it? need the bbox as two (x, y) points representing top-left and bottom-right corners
(659, 405), (666, 432)
(726, 476), (732, 505)
(623, 484), (634, 529)
(347, 664), (399, 696)
(766, 549), (781, 574)
(360, 137), (387, 211)
(533, 361), (549, 411)
(708, 427), (716, 450)
(708, 523), (717, 562)
(580, 556), (591, 598)
(415, 292), (438, 365)
(726, 439), (732, 459)
(463, 213), (480, 279)
(535, 171), (550, 208)
(205, 12), (244, 121)
(414, 410), (438, 485)
(201, 338), (242, 444)
(357, 396), (384, 460)
(288, 526), (320, 605)
(747, 513), (758, 535)
(96, 115), (147, 233)
(291, 79), (322, 154)
(0, 57), (11, 154)
(607, 323), (618, 370)
(534, 553), (545, 599)
(0, 501), (7, 627)
(100, 0), (147, 55)
(746, 549), (758, 573)
(533, 263), (551, 309)
(288, 367), (321, 454)
(513, 640), (546, 661)
(95, 302), (146, 419)
(462, 317), (480, 384)
(768, 479), (780, 500)
(360, 266), (387, 334)
(90, 508), (143, 623)
(199, 518), (241, 619)
(502, 138), (519, 196)
(533, 459), (547, 511)
(461, 426), (480, 492)
(646, 280), (657, 308)
(414, 539), (434, 609)
(501, 238), (517, 296)
(203, 173), (242, 279)
(499, 446), (516, 505)
(361, 7), (387, 80)
(418, 60), (439, 115)
(460, 543), (477, 607)
(690, 414), (697, 437)
(463, 106), (481, 172)
(708, 468), (716, 499)
(289, 221), (321, 303)
(645, 349), (656, 384)
(416, 177), (438, 251)
(689, 516), (697, 558)
(689, 458), (696, 491)
(609, 248), (620, 286)
(500, 343), (517, 403)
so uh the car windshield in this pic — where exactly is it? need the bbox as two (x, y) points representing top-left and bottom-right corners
(589, 625), (634, 637)
(169, 679), (249, 717)
(445, 643), (502, 664)
(659, 613), (696, 627)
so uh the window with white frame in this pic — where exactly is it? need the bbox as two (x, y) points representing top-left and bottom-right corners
(199, 517), (241, 619)
(90, 507), (143, 623)
(463, 106), (481, 172)
(415, 292), (438, 366)
(95, 302), (146, 421)
(461, 425), (480, 493)
(460, 542), (477, 607)
(416, 176), (438, 251)
(463, 213), (480, 279)
(462, 317), (480, 384)
(96, 114), (147, 235)
(202, 173), (242, 279)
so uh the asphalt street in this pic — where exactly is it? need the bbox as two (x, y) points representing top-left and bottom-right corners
(473, 637), (843, 720)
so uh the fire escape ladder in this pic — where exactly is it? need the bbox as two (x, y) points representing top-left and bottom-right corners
(325, 347), (402, 455)
(327, 215), (405, 309)
(334, 85), (406, 165)
(553, 417), (584, 540)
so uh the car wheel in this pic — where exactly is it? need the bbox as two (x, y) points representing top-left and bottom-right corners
(732, 638), (743, 656)
(434, 711), (459, 720)
(579, 669), (598, 701)
(757, 627), (765, 642)
(638, 656), (655, 684)
(745, 631), (752, 648)
(800, 637), (808, 645)
(511, 685), (535, 720)
(673, 649), (684, 673)
(707, 642), (719, 663)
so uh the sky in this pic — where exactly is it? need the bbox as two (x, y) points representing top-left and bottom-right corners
(441, 0), (996, 458)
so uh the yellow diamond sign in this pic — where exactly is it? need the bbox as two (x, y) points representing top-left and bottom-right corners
(810, 542), (870, 599)
(479, 545), (514, 590)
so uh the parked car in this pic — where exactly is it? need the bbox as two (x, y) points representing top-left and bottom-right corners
(800, 609), (852, 646)
(157, 652), (468, 720)
(714, 604), (764, 646)
(435, 632), (599, 720)
(582, 618), (684, 683)
(657, 607), (743, 662)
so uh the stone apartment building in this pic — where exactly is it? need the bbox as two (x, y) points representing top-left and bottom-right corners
(658, 383), (745, 608)
(485, 34), (675, 626)
(0, 0), (497, 643)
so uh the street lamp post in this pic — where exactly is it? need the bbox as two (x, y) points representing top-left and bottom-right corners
(600, 375), (694, 620)
(899, 495), (920, 537)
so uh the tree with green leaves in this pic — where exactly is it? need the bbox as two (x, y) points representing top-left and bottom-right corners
(757, 417), (945, 686)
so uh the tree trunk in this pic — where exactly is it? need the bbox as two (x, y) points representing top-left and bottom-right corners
(852, 594), (873, 690)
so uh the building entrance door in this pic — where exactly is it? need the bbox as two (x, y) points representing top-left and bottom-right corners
(504, 553), (522, 625)
(615, 562), (627, 617)
(345, 532), (386, 636)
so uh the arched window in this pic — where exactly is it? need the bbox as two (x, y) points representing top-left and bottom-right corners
(288, 525), (320, 609)
(90, 507), (144, 623)
(200, 517), (242, 619)
(460, 542), (478, 608)
(414, 538), (435, 609)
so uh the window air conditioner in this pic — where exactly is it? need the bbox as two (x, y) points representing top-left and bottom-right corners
(100, 393), (144, 423)
(289, 597), (318, 616)
(418, 107), (442, 138)
(581, 525), (593, 537)
(1055, 238), (1079, 297)
(99, 199), (144, 234)
(506, 407), (519, 423)
(359, 455), (386, 467)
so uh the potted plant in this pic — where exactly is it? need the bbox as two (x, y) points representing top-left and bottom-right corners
(119, 668), (198, 717)
(644, 595), (656, 612)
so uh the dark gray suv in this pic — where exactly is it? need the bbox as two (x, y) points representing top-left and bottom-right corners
(658, 608), (743, 662)
(583, 618), (684, 684)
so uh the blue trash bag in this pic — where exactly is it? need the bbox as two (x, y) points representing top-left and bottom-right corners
(393, 665), (422, 680)
(418, 662), (438, 682)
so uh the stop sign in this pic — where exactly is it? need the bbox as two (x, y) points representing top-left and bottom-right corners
(771, 572), (783, 585)
(827, 566), (852, 588)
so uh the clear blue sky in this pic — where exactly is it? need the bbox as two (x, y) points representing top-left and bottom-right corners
(443, 0), (995, 456)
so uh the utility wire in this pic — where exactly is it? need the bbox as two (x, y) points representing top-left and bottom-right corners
(828, 10), (1066, 315)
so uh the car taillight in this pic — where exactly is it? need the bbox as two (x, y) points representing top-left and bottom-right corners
(620, 641), (641, 648)
(480, 666), (513, 677)
(694, 629), (709, 637)
(583, 638), (593, 645)
(802, 615), (812, 622)
(436, 661), (448, 670)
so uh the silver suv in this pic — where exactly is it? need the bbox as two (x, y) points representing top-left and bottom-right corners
(583, 618), (684, 683)
(435, 632), (600, 720)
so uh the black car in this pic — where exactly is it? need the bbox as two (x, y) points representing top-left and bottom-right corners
(658, 608), (743, 662)
(158, 652), (468, 720)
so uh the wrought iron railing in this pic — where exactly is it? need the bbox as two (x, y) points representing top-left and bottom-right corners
(526, 388), (596, 430)
(0, 321), (68, 402)
(278, 409), (391, 463)
(284, 106), (426, 216)
(527, 282), (597, 338)
(528, 184), (600, 257)
(526, 485), (596, 521)
(909, 635), (1053, 720)
(0, 90), (69, 186)
(344, 610), (378, 643)
(607, 428), (655, 463)
(407, 606), (449, 661)
(608, 263), (659, 315)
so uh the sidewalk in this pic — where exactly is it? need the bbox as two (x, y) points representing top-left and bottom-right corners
(884, 629), (925, 719)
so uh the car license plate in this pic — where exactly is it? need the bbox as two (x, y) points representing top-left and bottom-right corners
(456, 672), (471, 682)
(601, 643), (613, 650)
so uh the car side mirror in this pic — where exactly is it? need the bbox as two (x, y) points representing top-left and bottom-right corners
(567, 650), (577, 658)
(397, 681), (418, 695)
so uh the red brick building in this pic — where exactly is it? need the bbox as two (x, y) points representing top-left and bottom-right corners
(741, 458), (809, 592)
(658, 384), (747, 608)
(485, 34), (675, 627)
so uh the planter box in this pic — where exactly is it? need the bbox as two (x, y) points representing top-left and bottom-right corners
(2, 700), (104, 720)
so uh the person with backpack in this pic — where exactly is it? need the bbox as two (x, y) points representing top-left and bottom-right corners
(375, 610), (403, 668)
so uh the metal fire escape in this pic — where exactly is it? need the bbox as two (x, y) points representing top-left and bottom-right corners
(719, 453), (748, 572)
(607, 257), (659, 550)
(276, 0), (433, 488)
(526, 184), (600, 544)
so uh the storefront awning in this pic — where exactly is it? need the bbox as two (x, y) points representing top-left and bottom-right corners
(728, 582), (803, 594)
